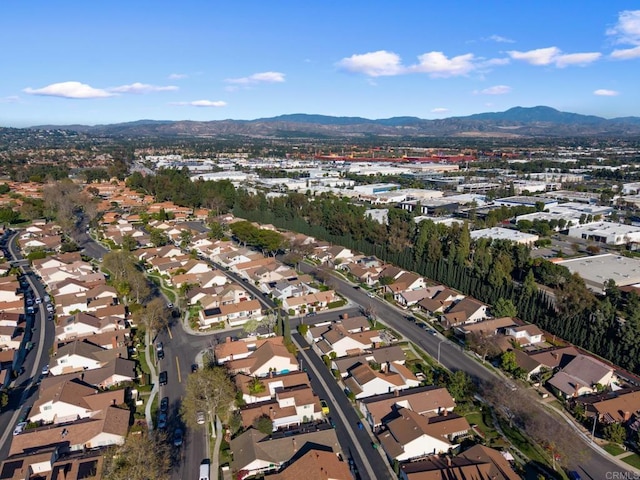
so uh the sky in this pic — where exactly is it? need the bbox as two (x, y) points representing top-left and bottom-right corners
(1, 1), (640, 127)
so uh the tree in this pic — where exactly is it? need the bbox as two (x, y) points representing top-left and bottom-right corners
(501, 350), (519, 374)
(138, 297), (170, 343)
(492, 297), (518, 318)
(121, 234), (137, 251)
(448, 370), (474, 402)
(253, 414), (274, 434)
(208, 221), (225, 240)
(101, 431), (170, 480)
(603, 423), (627, 444)
(0, 389), (8, 410)
(180, 367), (236, 432)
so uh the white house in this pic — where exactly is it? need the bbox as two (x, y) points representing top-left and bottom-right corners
(377, 408), (470, 461)
(49, 341), (127, 376)
(505, 324), (544, 346)
(55, 312), (125, 343)
(226, 339), (299, 377)
(344, 362), (420, 400)
(198, 298), (263, 328)
(29, 379), (125, 424)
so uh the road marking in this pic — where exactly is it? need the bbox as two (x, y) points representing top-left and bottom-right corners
(167, 326), (173, 340)
(176, 357), (182, 383)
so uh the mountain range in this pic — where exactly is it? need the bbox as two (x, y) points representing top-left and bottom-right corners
(29, 106), (640, 139)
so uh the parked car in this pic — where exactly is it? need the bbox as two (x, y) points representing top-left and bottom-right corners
(173, 428), (183, 447)
(41, 364), (49, 376)
(13, 422), (27, 436)
(191, 364), (199, 373)
(196, 411), (205, 425)
(320, 399), (330, 415)
(160, 396), (169, 413)
(159, 371), (168, 386)
(157, 342), (164, 360)
(158, 412), (168, 429)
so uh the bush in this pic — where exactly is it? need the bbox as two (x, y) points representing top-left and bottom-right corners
(253, 415), (273, 434)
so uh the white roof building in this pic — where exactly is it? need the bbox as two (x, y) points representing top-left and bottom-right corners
(470, 227), (538, 245)
(567, 221), (640, 246)
(555, 254), (640, 293)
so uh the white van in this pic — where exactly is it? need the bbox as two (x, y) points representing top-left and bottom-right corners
(199, 463), (210, 480)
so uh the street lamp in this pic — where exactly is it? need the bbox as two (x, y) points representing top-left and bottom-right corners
(437, 339), (446, 365)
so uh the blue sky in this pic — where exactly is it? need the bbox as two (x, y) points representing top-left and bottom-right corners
(1, 1), (640, 126)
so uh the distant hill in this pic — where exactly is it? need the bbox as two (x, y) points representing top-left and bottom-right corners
(27, 106), (640, 139)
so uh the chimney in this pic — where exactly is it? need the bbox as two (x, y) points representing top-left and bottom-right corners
(624, 411), (632, 422)
(292, 437), (297, 453)
(226, 337), (231, 343)
(443, 409), (448, 417)
(446, 456), (451, 467)
(394, 389), (400, 397)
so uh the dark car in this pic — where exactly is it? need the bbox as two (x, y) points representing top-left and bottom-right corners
(156, 342), (164, 360)
(158, 412), (168, 429)
(160, 396), (169, 413)
(305, 311), (317, 317)
(173, 428), (183, 447)
(159, 371), (168, 386)
(191, 363), (199, 373)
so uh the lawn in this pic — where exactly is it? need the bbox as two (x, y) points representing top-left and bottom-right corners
(498, 418), (552, 468)
(466, 410), (499, 444)
(603, 443), (626, 456)
(622, 453), (640, 469)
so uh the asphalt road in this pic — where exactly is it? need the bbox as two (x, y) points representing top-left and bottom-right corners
(298, 262), (634, 480)
(0, 232), (55, 461)
(293, 332), (394, 480)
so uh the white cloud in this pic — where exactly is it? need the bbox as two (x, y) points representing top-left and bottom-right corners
(337, 50), (404, 77)
(431, 107), (449, 113)
(507, 46), (561, 65)
(611, 45), (640, 59)
(477, 85), (512, 95)
(0, 95), (20, 103)
(607, 10), (640, 45)
(411, 52), (476, 77)
(593, 89), (619, 96)
(487, 34), (515, 43)
(23, 81), (114, 99)
(507, 47), (600, 67)
(226, 71), (286, 85)
(168, 73), (188, 80)
(482, 57), (510, 66)
(554, 52), (601, 67)
(171, 100), (227, 107)
(108, 82), (178, 94)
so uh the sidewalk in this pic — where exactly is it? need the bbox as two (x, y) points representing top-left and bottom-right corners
(144, 340), (159, 431)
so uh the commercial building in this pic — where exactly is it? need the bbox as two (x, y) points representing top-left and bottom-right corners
(555, 254), (640, 293)
(567, 221), (640, 246)
(470, 227), (539, 246)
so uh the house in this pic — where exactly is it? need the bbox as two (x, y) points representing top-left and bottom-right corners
(55, 312), (126, 343)
(441, 297), (488, 328)
(226, 338), (299, 377)
(49, 340), (128, 376)
(505, 324), (544, 346)
(331, 345), (406, 378)
(418, 288), (465, 316)
(40, 358), (136, 390)
(0, 449), (105, 480)
(29, 378), (125, 424)
(399, 444), (520, 480)
(548, 354), (615, 398)
(239, 384), (323, 430)
(235, 371), (312, 405)
(359, 386), (456, 430)
(396, 287), (441, 308)
(9, 406), (129, 456)
(312, 324), (383, 358)
(230, 426), (342, 479)
(282, 291), (336, 316)
(386, 272), (426, 297)
(0, 325), (23, 350)
(581, 389), (640, 425)
(344, 362), (420, 399)
(377, 408), (470, 461)
(198, 298), (262, 328)
(265, 449), (352, 480)
(455, 317), (516, 338)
